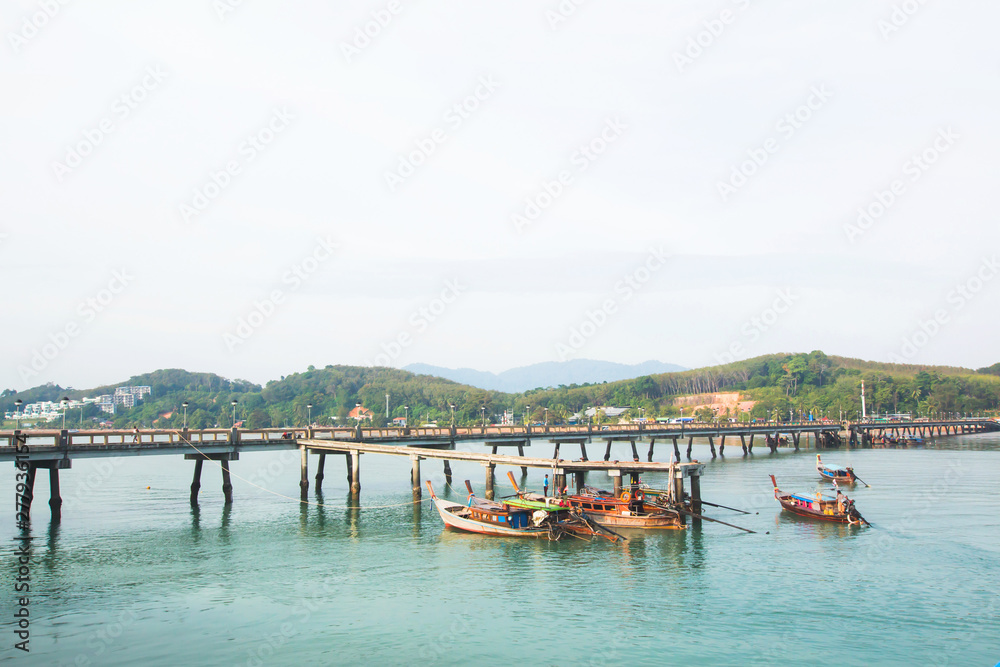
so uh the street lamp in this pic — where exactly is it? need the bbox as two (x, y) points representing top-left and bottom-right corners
(307, 403), (313, 426)
(525, 405), (530, 426)
(385, 394), (390, 419)
(61, 396), (69, 429)
(481, 406), (485, 427)
(231, 399), (238, 427)
(404, 405), (409, 427)
(14, 399), (22, 430)
(449, 403), (456, 427)
(544, 407), (548, 426)
(355, 403), (361, 424)
(182, 401), (189, 429)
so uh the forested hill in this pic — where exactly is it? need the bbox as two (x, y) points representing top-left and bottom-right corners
(3, 353), (999, 428)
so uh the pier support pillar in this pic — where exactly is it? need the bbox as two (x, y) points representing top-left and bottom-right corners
(551, 443), (560, 459)
(793, 433), (800, 451)
(349, 451), (361, 498)
(579, 442), (588, 461)
(748, 433), (755, 453)
(672, 437), (680, 461)
(190, 458), (203, 505)
(612, 471), (622, 496)
(574, 471), (585, 494)
(24, 464), (37, 515)
(410, 455), (421, 499)
(221, 455), (233, 505)
(630, 441), (639, 461)
(554, 471), (566, 495)
(690, 471), (702, 524)
(299, 446), (309, 500)
(672, 468), (684, 506)
(48, 468), (62, 521)
(647, 438), (655, 462)
(740, 434), (747, 455)
(315, 453), (326, 492)
(517, 445), (527, 475)
(443, 460), (453, 484)
(719, 435), (725, 456)
(604, 441), (612, 461)
(686, 437), (693, 459)
(485, 463), (495, 500)
(708, 437), (716, 459)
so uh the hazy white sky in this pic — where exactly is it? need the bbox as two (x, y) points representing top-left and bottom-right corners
(3, 0), (998, 391)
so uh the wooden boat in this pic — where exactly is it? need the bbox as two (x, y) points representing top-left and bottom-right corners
(770, 475), (869, 525)
(567, 486), (683, 529)
(816, 454), (856, 484)
(425, 481), (619, 541)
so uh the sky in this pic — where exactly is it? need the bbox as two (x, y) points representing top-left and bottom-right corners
(3, 0), (999, 392)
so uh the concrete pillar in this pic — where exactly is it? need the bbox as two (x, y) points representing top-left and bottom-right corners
(350, 451), (361, 497)
(190, 458), (203, 505)
(690, 471), (702, 523)
(411, 455), (421, 499)
(443, 459), (453, 484)
(552, 443), (560, 459)
(579, 442), (588, 461)
(748, 433), (755, 453)
(612, 471), (623, 496)
(485, 463), (495, 500)
(793, 433), (800, 451)
(49, 468), (62, 520)
(708, 437), (716, 458)
(672, 437), (680, 461)
(604, 441), (612, 461)
(719, 435), (725, 456)
(630, 441), (639, 461)
(221, 455), (234, 505)
(686, 437), (693, 458)
(517, 444), (527, 476)
(299, 446), (309, 499)
(647, 438), (655, 462)
(24, 463), (37, 514)
(315, 453), (326, 492)
(740, 434), (747, 455)
(574, 471), (585, 494)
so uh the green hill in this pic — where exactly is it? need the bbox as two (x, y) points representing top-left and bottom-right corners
(4, 352), (999, 428)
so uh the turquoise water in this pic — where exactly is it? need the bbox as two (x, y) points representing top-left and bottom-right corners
(4, 435), (999, 666)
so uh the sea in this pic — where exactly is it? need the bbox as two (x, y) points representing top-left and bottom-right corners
(3, 433), (999, 666)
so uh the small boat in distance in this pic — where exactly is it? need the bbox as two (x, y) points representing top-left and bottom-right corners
(816, 454), (856, 484)
(770, 475), (869, 525)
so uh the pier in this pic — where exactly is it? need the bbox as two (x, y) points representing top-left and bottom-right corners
(3, 418), (996, 520)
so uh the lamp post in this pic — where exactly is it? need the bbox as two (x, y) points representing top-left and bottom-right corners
(355, 403), (361, 425)
(182, 401), (189, 429)
(525, 405), (530, 426)
(307, 403), (312, 426)
(61, 397), (69, 429)
(481, 406), (485, 427)
(449, 404), (456, 427)
(385, 394), (390, 419)
(15, 399), (22, 430)
(544, 407), (548, 426)
(404, 405), (409, 427)
(231, 399), (238, 427)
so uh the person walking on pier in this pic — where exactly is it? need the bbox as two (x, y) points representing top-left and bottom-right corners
(543, 474), (549, 497)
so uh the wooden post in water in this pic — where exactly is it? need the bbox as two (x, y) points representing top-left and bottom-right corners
(708, 437), (716, 458)
(410, 455), (421, 499)
(748, 433), (755, 453)
(689, 469), (702, 524)
(315, 453), (326, 492)
(672, 437), (681, 461)
(190, 458), (203, 504)
(604, 440), (612, 461)
(349, 451), (361, 498)
(740, 434), (747, 455)
(221, 455), (234, 505)
(299, 445), (309, 500)
(485, 463), (496, 500)
(647, 438), (655, 462)
(579, 442), (588, 461)
(718, 434), (725, 456)
(686, 437), (693, 459)
(443, 460), (453, 484)
(630, 441), (639, 461)
(48, 468), (62, 521)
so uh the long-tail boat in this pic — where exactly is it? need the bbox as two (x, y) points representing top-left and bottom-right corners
(566, 485), (684, 529)
(769, 475), (869, 525)
(816, 454), (856, 484)
(425, 481), (618, 541)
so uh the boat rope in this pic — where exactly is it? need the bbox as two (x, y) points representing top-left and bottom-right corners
(175, 434), (425, 510)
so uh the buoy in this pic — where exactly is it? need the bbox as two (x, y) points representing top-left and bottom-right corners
(146, 486), (150, 489)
